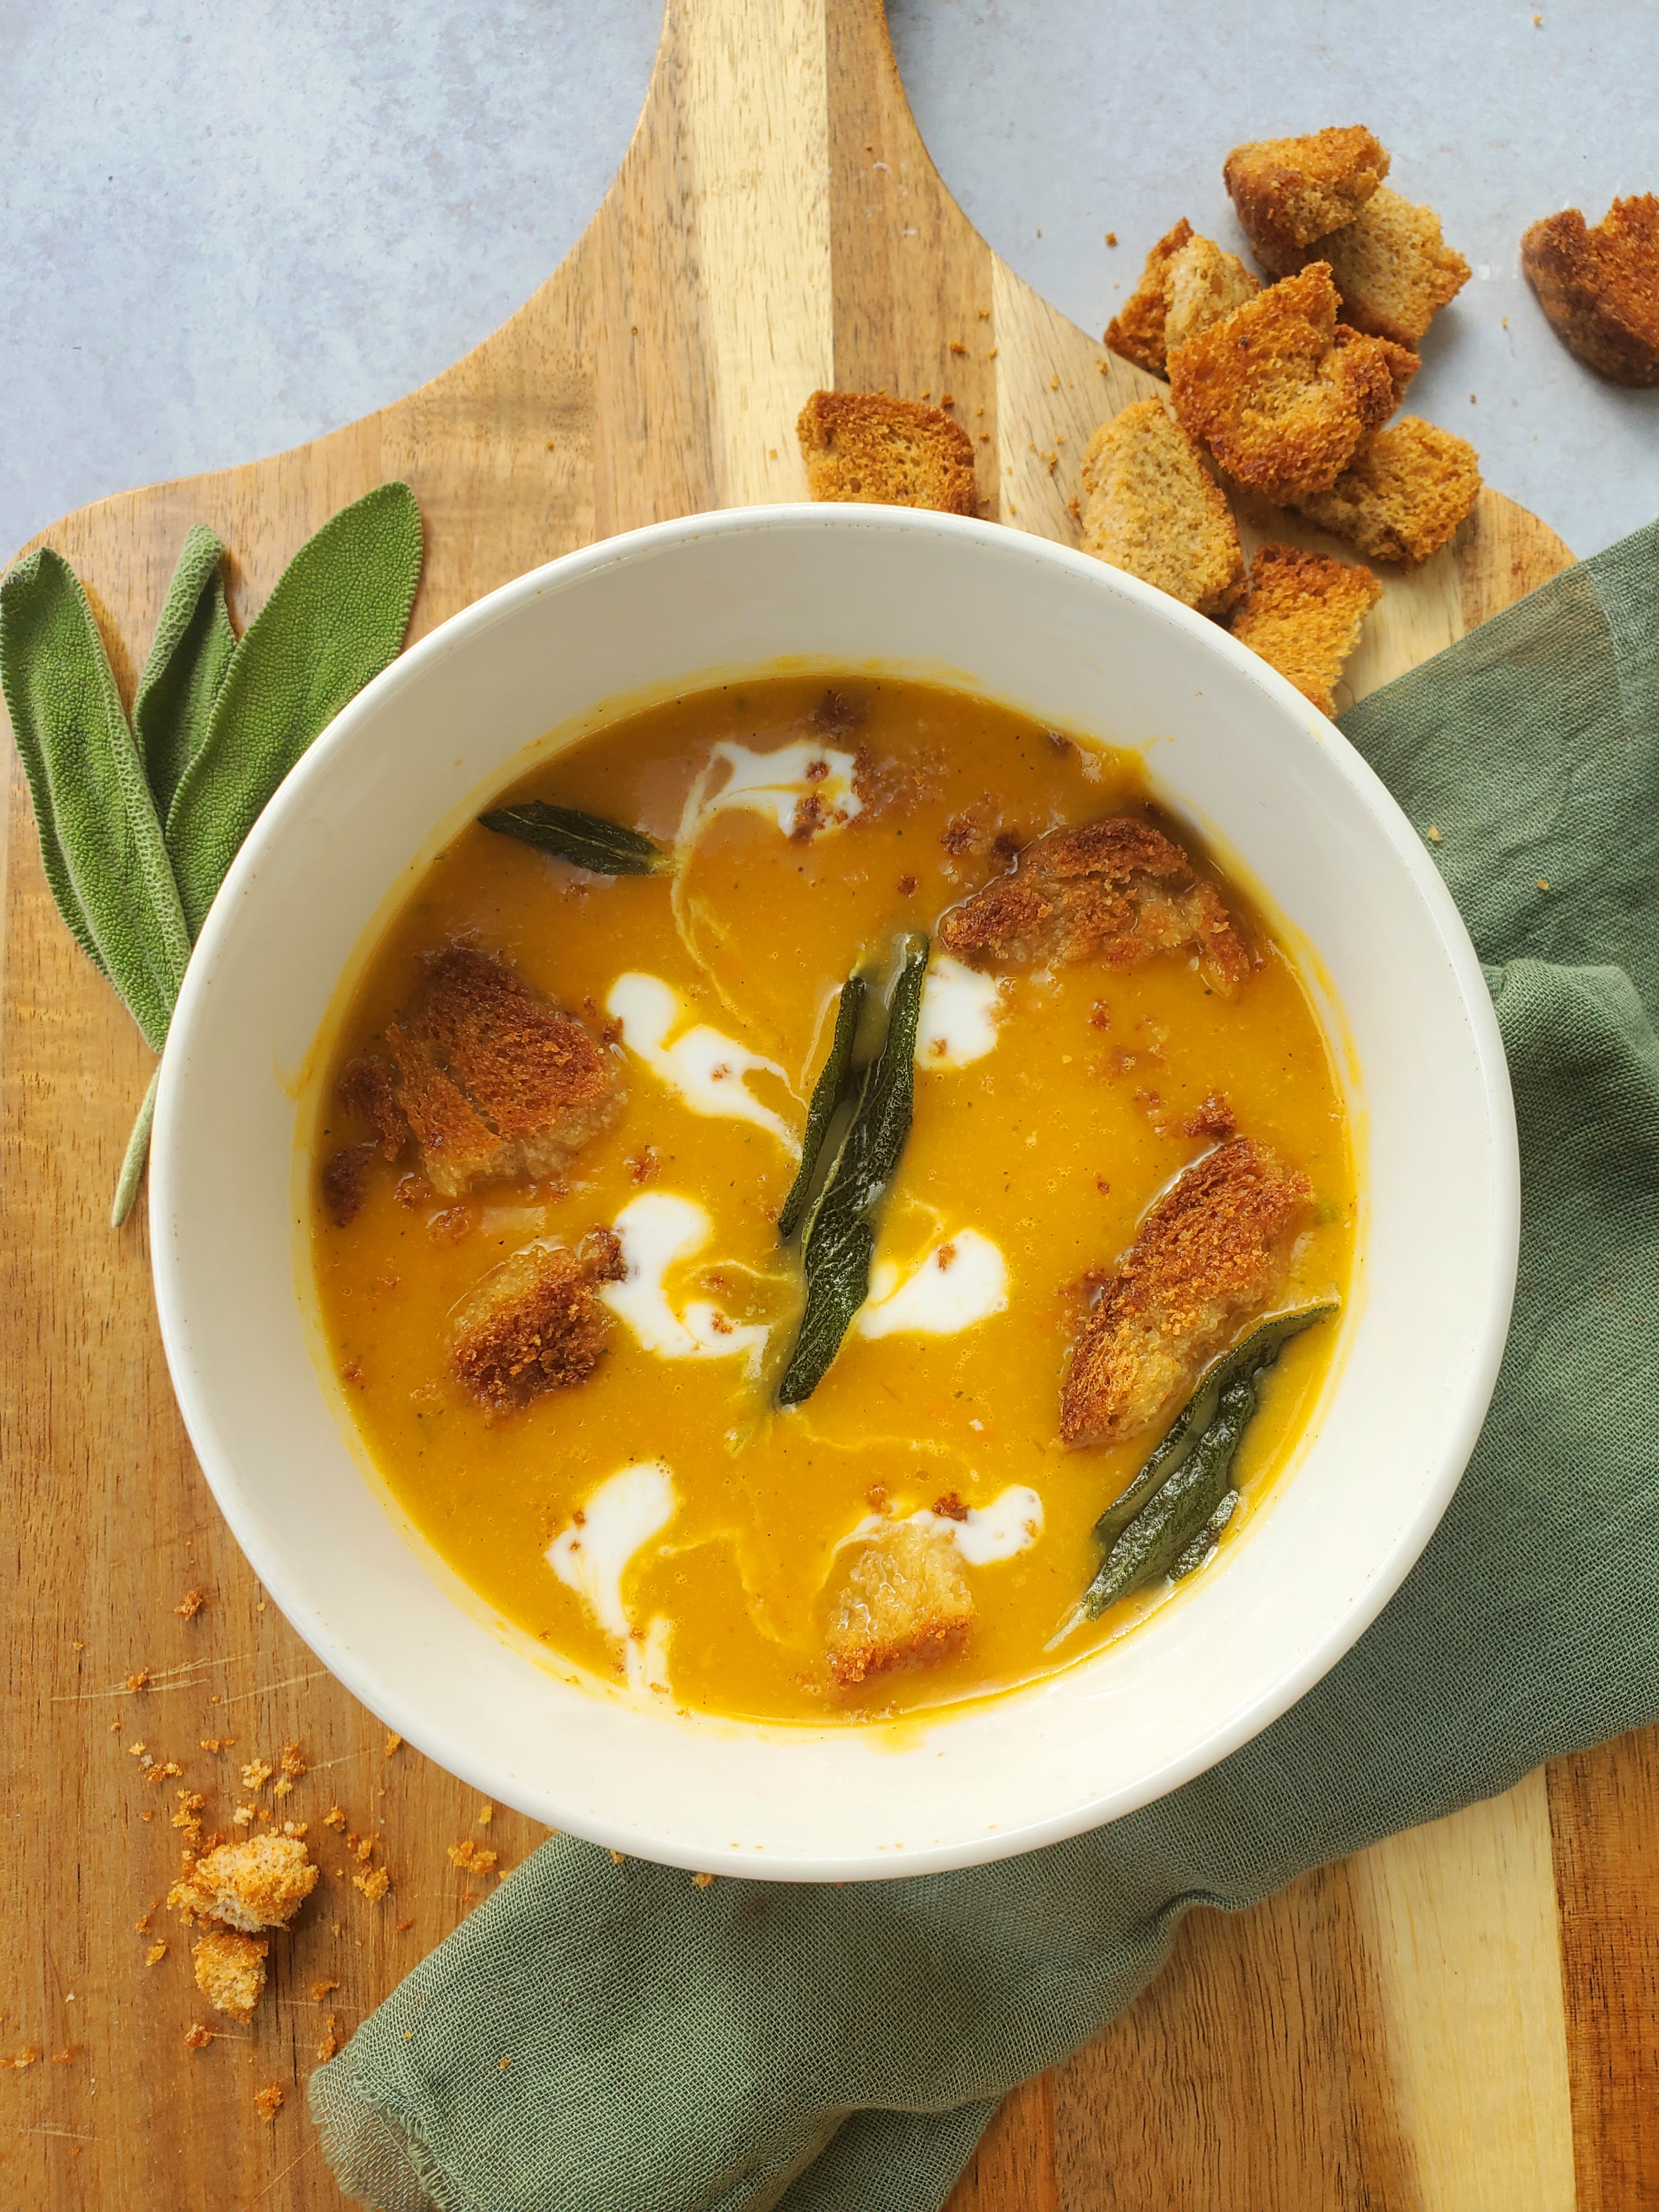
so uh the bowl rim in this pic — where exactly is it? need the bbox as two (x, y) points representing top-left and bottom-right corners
(150, 501), (1520, 1877)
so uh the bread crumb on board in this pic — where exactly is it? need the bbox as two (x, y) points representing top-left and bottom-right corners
(191, 1929), (269, 2023)
(254, 2084), (285, 2125)
(170, 1835), (319, 1933)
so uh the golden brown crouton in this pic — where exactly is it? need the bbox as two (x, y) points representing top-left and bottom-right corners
(1296, 416), (1482, 566)
(1164, 237), (1263, 359)
(1224, 127), (1390, 261)
(1079, 400), (1245, 619)
(1104, 218), (1194, 375)
(191, 1928), (269, 2024)
(343, 948), (623, 1200)
(1299, 188), (1471, 348)
(825, 1521), (974, 1686)
(1228, 543), (1383, 716)
(168, 1835), (319, 1933)
(939, 817), (1254, 995)
(797, 391), (977, 514)
(449, 1243), (611, 1414)
(1522, 196), (1659, 387)
(320, 1142), (376, 1228)
(1168, 266), (1399, 502)
(1061, 1138), (1312, 1448)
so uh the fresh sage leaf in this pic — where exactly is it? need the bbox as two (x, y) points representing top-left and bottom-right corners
(111, 1063), (162, 1229)
(1081, 1299), (1339, 1617)
(166, 481), (424, 936)
(479, 800), (668, 877)
(778, 935), (929, 1407)
(133, 524), (235, 821)
(0, 545), (191, 1050)
(777, 974), (866, 1240)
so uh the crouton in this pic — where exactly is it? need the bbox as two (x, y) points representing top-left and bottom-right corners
(449, 1242), (611, 1414)
(168, 1834), (319, 1933)
(1079, 399), (1245, 618)
(1522, 196), (1659, 387)
(320, 1142), (376, 1228)
(797, 391), (977, 514)
(1164, 238), (1263, 359)
(1224, 127), (1390, 262)
(1104, 218), (1194, 375)
(939, 817), (1253, 995)
(1228, 543), (1382, 716)
(1296, 416), (1481, 566)
(826, 1521), (974, 1686)
(191, 1928), (269, 2024)
(1300, 188), (1470, 348)
(1167, 265), (1399, 502)
(1061, 1138), (1312, 1448)
(344, 948), (623, 1200)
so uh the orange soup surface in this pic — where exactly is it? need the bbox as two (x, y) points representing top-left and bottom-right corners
(309, 674), (1355, 1724)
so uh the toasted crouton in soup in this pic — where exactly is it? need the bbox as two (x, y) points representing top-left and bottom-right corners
(826, 1521), (975, 1687)
(330, 946), (623, 1203)
(1224, 127), (1391, 267)
(796, 391), (977, 513)
(1296, 416), (1482, 566)
(939, 817), (1253, 995)
(450, 1243), (611, 1415)
(1104, 218), (1194, 375)
(1079, 399), (1245, 618)
(1167, 265), (1398, 503)
(1228, 544), (1382, 716)
(1062, 1137), (1312, 1449)
(1522, 196), (1659, 386)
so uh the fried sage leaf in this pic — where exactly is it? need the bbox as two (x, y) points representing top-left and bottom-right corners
(166, 481), (424, 936)
(1081, 1299), (1339, 1618)
(479, 800), (668, 877)
(777, 974), (867, 1240)
(777, 935), (928, 1407)
(0, 545), (191, 1050)
(133, 524), (235, 821)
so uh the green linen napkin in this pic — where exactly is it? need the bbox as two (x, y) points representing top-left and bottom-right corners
(312, 521), (1659, 2212)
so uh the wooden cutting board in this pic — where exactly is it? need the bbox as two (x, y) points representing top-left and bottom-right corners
(3, 4), (1652, 2206)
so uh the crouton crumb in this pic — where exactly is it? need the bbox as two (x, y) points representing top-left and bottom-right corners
(318, 2014), (343, 2064)
(692, 1871), (716, 1889)
(254, 2085), (285, 2125)
(279, 1741), (307, 1778)
(126, 1669), (151, 1692)
(144, 1941), (168, 1966)
(184, 2023), (214, 2051)
(324, 1804), (347, 1830)
(191, 1929), (269, 2023)
(353, 1866), (392, 1903)
(240, 1758), (273, 1793)
(174, 1588), (206, 1622)
(477, 1802), (494, 1826)
(448, 1839), (499, 1875)
(383, 1732), (402, 1756)
(168, 1834), (319, 1933)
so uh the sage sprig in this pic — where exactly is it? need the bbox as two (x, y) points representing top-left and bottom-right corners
(777, 935), (928, 1407)
(1080, 1300), (1338, 1618)
(776, 973), (867, 1240)
(479, 800), (668, 877)
(0, 482), (425, 1224)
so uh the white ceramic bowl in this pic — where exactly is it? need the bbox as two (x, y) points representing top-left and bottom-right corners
(150, 505), (1516, 1881)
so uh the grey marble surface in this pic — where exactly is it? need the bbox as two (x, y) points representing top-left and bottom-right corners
(4, 0), (1655, 565)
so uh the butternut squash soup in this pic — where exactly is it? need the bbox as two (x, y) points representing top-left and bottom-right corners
(309, 674), (1355, 1724)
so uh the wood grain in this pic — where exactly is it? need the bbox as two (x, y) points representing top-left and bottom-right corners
(0, 3), (1620, 2208)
